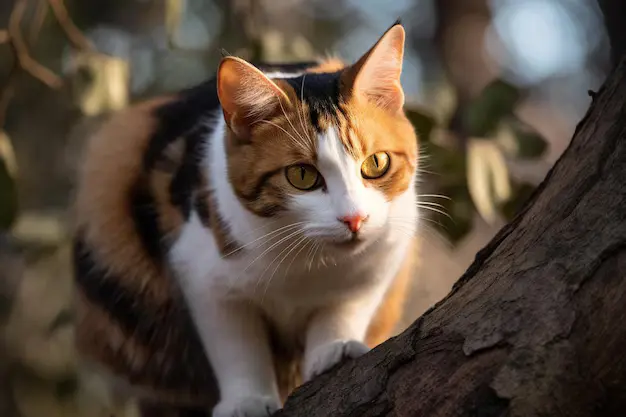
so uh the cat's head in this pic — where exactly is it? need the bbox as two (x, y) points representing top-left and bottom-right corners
(217, 23), (418, 252)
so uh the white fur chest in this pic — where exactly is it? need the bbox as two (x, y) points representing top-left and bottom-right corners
(170, 211), (412, 341)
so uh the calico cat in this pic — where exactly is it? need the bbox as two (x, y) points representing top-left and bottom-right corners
(72, 22), (419, 416)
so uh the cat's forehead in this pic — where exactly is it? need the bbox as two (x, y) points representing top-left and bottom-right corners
(271, 71), (366, 160)
(282, 72), (345, 130)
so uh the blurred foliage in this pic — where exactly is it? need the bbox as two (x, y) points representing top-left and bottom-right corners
(0, 131), (18, 231)
(68, 51), (129, 116)
(404, 77), (549, 243)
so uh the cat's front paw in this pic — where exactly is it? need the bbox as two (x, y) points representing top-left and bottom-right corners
(212, 395), (280, 417)
(304, 340), (370, 381)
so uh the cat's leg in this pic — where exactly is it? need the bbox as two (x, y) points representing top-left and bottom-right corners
(302, 290), (386, 382)
(171, 219), (280, 416)
(189, 297), (281, 417)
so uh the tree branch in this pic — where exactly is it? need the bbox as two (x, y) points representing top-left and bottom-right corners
(274, 57), (626, 416)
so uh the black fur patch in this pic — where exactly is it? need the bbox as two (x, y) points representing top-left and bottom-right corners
(169, 124), (210, 220)
(144, 79), (220, 171)
(130, 178), (164, 261)
(73, 237), (216, 393)
(284, 71), (345, 131)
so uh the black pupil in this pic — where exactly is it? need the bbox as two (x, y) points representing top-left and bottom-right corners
(300, 167), (306, 180)
(373, 154), (379, 168)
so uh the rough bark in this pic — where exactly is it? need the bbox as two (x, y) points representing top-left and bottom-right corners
(273, 58), (626, 417)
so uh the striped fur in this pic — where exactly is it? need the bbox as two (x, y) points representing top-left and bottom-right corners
(73, 22), (419, 415)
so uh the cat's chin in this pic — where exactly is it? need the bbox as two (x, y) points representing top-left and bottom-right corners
(327, 234), (373, 254)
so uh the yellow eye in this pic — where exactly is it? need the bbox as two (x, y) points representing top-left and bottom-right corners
(286, 164), (321, 190)
(361, 152), (390, 179)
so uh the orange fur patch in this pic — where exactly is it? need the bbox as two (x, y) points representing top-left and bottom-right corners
(74, 97), (174, 303)
(307, 57), (346, 73)
(366, 237), (418, 347)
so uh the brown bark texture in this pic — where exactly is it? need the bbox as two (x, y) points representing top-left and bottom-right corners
(273, 59), (626, 417)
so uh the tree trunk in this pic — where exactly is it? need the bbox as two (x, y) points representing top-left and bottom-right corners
(597, 0), (626, 66)
(273, 57), (626, 417)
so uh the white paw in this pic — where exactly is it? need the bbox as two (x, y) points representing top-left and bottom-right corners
(212, 395), (280, 417)
(304, 340), (370, 381)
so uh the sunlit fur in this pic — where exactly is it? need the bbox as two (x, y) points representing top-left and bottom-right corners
(73, 22), (419, 416)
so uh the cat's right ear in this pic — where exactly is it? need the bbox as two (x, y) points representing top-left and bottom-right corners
(217, 56), (290, 138)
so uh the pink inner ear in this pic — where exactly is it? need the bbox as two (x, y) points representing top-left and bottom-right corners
(217, 57), (289, 133)
(351, 25), (406, 113)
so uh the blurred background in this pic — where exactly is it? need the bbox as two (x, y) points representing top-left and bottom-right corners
(0, 0), (613, 416)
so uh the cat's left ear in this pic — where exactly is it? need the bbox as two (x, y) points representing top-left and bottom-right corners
(344, 22), (405, 114)
(217, 56), (290, 138)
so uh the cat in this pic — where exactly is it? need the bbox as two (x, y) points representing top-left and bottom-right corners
(72, 21), (419, 417)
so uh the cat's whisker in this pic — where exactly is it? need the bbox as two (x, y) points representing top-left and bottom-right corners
(387, 225), (416, 240)
(275, 96), (310, 152)
(306, 241), (316, 271)
(297, 74), (315, 147)
(417, 194), (452, 200)
(223, 221), (306, 257)
(243, 228), (305, 288)
(415, 205), (453, 221)
(254, 120), (306, 150)
(262, 235), (309, 301)
(222, 218), (284, 244)
(285, 236), (311, 278)
(256, 231), (305, 298)
(415, 201), (447, 209)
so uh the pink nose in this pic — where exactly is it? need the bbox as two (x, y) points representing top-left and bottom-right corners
(339, 214), (368, 233)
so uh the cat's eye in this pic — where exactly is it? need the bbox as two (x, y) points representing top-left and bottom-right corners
(361, 152), (390, 179)
(285, 164), (321, 190)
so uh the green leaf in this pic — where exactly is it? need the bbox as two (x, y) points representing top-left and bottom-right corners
(506, 117), (548, 159)
(463, 78), (522, 137)
(436, 184), (474, 243)
(500, 181), (536, 221)
(422, 141), (466, 184)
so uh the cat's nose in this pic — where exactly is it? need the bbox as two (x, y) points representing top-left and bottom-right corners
(338, 214), (369, 233)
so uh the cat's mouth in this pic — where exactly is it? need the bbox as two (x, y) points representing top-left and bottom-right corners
(330, 232), (368, 249)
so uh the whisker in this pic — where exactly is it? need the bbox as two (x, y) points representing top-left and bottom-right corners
(415, 201), (447, 209)
(262, 235), (308, 300)
(243, 228), (304, 279)
(416, 205), (453, 221)
(276, 95), (310, 151)
(255, 120), (305, 150)
(285, 237), (311, 277)
(222, 222), (306, 257)
(296, 73), (315, 147)
(257, 232), (305, 297)
(418, 194), (451, 200)
(222, 218), (284, 245)
(306, 240), (320, 271)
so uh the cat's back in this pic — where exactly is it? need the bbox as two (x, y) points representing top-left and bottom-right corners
(72, 79), (224, 406)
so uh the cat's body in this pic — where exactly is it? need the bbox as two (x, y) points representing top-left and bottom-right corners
(73, 23), (419, 416)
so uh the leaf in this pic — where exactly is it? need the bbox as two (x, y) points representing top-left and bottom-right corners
(466, 138), (511, 224)
(500, 181), (536, 221)
(463, 78), (522, 137)
(68, 51), (130, 116)
(0, 130), (18, 231)
(436, 184), (474, 243)
(404, 103), (438, 143)
(505, 117), (549, 159)
(422, 141), (466, 185)
(165, 0), (185, 48)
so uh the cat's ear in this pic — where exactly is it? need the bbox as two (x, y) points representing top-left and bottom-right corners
(344, 23), (405, 113)
(217, 56), (290, 136)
